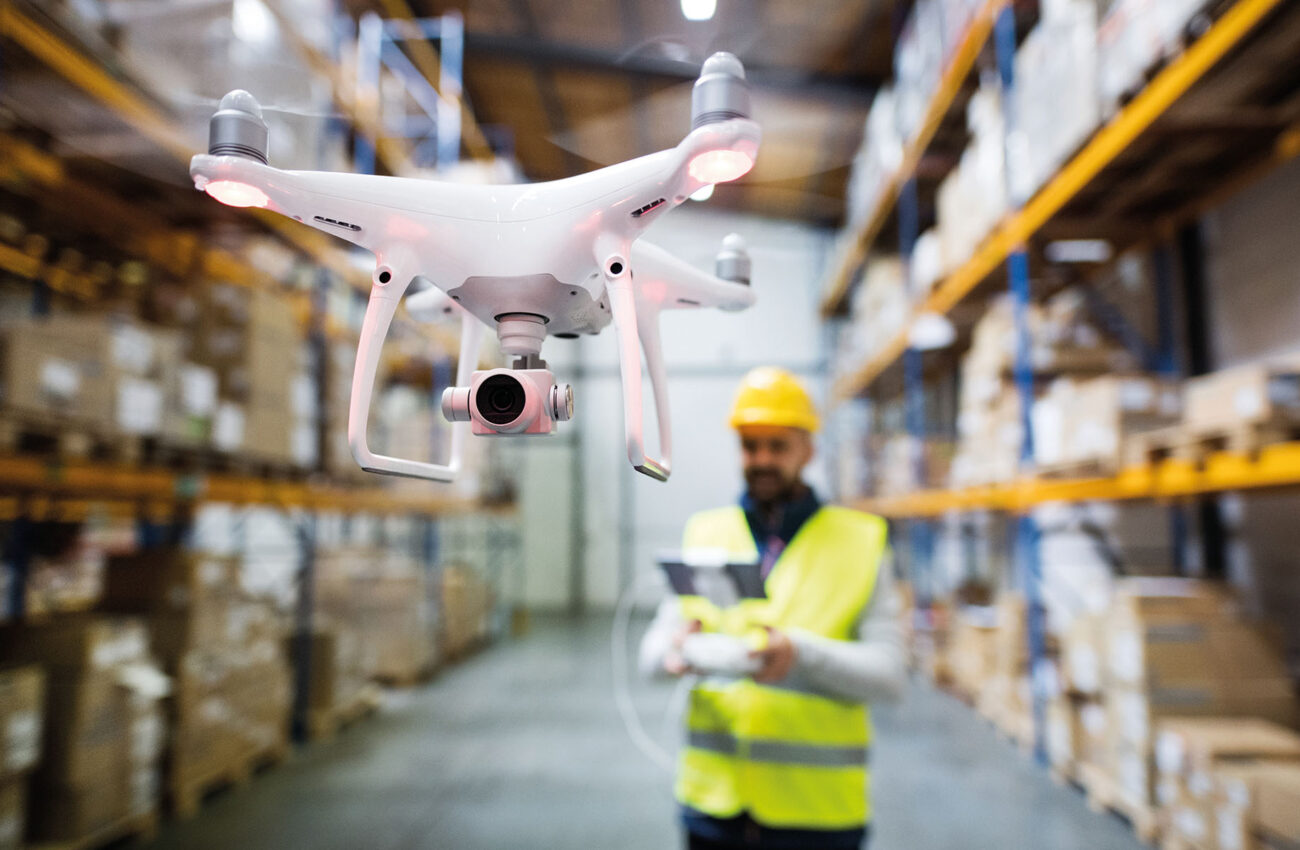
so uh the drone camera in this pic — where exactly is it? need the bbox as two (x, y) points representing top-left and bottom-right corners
(442, 369), (573, 436)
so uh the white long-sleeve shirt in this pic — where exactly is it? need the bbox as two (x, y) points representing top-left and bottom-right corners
(638, 559), (906, 704)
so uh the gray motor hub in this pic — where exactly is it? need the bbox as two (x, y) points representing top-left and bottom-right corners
(691, 52), (751, 130)
(209, 90), (269, 163)
(715, 233), (752, 286)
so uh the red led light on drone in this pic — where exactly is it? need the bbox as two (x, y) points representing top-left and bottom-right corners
(205, 180), (270, 208)
(688, 150), (753, 184)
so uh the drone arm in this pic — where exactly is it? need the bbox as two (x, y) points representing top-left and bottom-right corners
(348, 263), (483, 481)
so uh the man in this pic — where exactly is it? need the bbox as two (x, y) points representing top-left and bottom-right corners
(641, 366), (905, 850)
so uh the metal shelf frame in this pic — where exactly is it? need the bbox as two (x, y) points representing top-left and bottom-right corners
(820, 0), (1006, 317)
(831, 0), (1292, 401)
(854, 442), (1300, 518)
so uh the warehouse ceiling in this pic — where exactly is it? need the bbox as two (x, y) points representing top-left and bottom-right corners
(401, 0), (892, 225)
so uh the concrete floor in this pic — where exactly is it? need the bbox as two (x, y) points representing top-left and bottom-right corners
(144, 617), (1146, 850)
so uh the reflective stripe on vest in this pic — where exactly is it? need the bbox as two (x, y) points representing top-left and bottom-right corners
(676, 505), (888, 831)
(687, 731), (869, 767)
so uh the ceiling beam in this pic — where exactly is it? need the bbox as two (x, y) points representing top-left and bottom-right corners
(462, 32), (878, 104)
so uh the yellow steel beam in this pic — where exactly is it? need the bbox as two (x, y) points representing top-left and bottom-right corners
(819, 0), (1004, 317)
(0, 5), (373, 290)
(0, 454), (509, 516)
(0, 4), (193, 161)
(852, 441), (1300, 518)
(0, 241), (42, 280)
(832, 0), (1286, 400)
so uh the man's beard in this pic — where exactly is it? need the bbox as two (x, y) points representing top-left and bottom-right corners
(744, 468), (801, 505)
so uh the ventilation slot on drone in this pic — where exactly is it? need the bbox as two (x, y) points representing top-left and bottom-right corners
(314, 215), (361, 232)
(630, 198), (667, 218)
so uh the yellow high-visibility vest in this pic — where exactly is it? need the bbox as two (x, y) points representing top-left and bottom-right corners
(676, 504), (887, 830)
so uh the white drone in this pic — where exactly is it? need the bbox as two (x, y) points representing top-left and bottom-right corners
(191, 52), (759, 483)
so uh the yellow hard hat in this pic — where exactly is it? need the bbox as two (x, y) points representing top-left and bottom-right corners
(728, 367), (820, 432)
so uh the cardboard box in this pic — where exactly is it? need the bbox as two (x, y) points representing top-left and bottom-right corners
(0, 618), (149, 672)
(1109, 619), (1290, 689)
(0, 667), (44, 781)
(1256, 766), (1300, 842)
(0, 779), (25, 850)
(0, 315), (115, 427)
(1185, 365), (1300, 433)
(103, 552), (239, 614)
(1157, 719), (1300, 786)
(1064, 614), (1105, 695)
(1111, 683), (1300, 752)
(1215, 762), (1300, 850)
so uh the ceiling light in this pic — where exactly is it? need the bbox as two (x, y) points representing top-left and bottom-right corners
(233, 0), (277, 45)
(1045, 239), (1113, 264)
(681, 0), (717, 22)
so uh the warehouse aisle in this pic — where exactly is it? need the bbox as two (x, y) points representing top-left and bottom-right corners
(144, 617), (1145, 850)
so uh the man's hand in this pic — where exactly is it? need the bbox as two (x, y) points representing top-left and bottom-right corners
(664, 619), (702, 676)
(750, 626), (797, 683)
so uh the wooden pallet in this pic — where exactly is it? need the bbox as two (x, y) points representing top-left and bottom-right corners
(1079, 763), (1161, 845)
(29, 809), (158, 850)
(306, 686), (381, 741)
(1036, 456), (1122, 480)
(1160, 833), (1211, 850)
(1123, 418), (1300, 467)
(373, 662), (438, 689)
(0, 411), (140, 464)
(169, 738), (290, 819)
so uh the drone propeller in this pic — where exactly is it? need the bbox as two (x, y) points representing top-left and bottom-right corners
(549, 82), (858, 184)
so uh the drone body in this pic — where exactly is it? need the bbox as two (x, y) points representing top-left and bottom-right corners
(191, 53), (760, 483)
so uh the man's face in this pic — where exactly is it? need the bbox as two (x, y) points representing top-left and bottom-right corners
(738, 425), (813, 504)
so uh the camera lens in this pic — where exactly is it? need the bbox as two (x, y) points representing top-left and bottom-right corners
(476, 374), (527, 425)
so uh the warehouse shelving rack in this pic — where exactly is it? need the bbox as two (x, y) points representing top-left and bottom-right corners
(824, 0), (1300, 765)
(0, 1), (521, 743)
(826, 0), (1296, 400)
(819, 0), (1007, 318)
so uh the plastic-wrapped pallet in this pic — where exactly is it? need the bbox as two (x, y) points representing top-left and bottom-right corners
(1008, 0), (1101, 202)
(845, 88), (903, 228)
(894, 0), (947, 143)
(1097, 0), (1210, 115)
(937, 78), (1008, 274)
(0, 618), (168, 843)
(1031, 375), (1181, 472)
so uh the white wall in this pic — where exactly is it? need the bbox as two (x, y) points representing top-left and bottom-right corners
(570, 207), (836, 610)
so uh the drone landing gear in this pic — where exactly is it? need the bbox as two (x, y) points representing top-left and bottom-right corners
(601, 247), (673, 482)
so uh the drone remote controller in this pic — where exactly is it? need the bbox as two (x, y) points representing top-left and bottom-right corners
(681, 633), (762, 677)
(192, 53), (760, 483)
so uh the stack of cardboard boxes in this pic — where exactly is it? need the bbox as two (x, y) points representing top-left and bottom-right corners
(100, 551), (291, 814)
(440, 565), (492, 660)
(947, 606), (998, 702)
(977, 594), (1035, 746)
(314, 547), (437, 693)
(1099, 581), (1297, 811)
(949, 292), (1135, 488)
(196, 285), (311, 468)
(1044, 579), (1300, 827)
(0, 666), (43, 850)
(1154, 718), (1300, 849)
(0, 618), (167, 843)
(1032, 375), (1181, 473)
